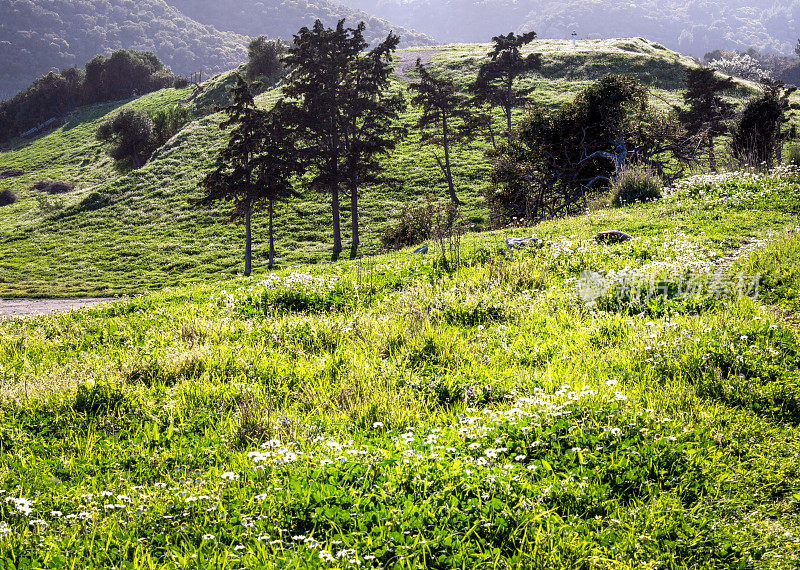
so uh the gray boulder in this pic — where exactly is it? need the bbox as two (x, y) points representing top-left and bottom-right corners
(593, 230), (633, 244)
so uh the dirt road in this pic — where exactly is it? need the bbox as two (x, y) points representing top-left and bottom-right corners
(0, 298), (113, 317)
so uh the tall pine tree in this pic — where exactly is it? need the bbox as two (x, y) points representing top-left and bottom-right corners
(283, 19), (403, 257)
(192, 74), (299, 274)
(471, 32), (541, 140)
(679, 67), (735, 172)
(408, 60), (473, 205)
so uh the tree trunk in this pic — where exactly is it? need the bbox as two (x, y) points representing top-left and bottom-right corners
(442, 115), (460, 205)
(268, 200), (275, 269)
(708, 136), (718, 173)
(131, 153), (141, 170)
(244, 204), (252, 277)
(350, 180), (359, 253)
(332, 186), (342, 256)
(506, 77), (513, 141)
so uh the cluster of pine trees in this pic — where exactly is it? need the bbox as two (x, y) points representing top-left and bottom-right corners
(197, 20), (798, 274)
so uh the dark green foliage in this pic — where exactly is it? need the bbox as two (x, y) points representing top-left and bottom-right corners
(96, 109), (156, 170)
(0, 0), (247, 101)
(381, 197), (439, 248)
(408, 61), (475, 205)
(247, 36), (286, 81)
(0, 189), (17, 206)
(193, 75), (300, 273)
(283, 19), (405, 255)
(679, 67), (736, 172)
(150, 105), (193, 147)
(471, 31), (541, 136)
(486, 75), (654, 224)
(732, 79), (797, 167)
(0, 50), (175, 143)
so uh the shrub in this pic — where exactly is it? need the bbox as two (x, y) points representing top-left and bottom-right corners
(30, 180), (75, 194)
(380, 196), (461, 250)
(0, 189), (17, 206)
(96, 108), (156, 169)
(0, 169), (25, 179)
(247, 36), (286, 81)
(611, 168), (663, 205)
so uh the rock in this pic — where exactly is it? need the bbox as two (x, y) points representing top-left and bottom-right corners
(593, 230), (633, 244)
(414, 245), (429, 254)
(505, 236), (542, 251)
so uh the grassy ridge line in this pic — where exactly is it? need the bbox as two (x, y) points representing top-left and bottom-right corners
(1, 171), (800, 565)
(0, 39), (763, 298)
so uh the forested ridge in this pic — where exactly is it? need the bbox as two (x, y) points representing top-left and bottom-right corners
(345, 0), (800, 57)
(0, 0), (432, 102)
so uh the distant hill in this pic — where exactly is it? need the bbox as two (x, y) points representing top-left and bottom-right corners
(167, 0), (436, 48)
(0, 0), (248, 101)
(343, 0), (800, 57)
(0, 0), (433, 103)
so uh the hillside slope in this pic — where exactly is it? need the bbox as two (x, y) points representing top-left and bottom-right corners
(3, 163), (800, 565)
(0, 39), (759, 297)
(344, 0), (800, 57)
(0, 0), (248, 101)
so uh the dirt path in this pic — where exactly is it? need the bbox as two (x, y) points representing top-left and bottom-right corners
(394, 49), (443, 81)
(0, 298), (114, 318)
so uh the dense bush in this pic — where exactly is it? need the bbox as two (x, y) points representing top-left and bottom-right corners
(30, 180), (76, 194)
(97, 104), (192, 169)
(0, 50), (178, 143)
(0, 189), (17, 206)
(96, 109), (157, 170)
(611, 168), (663, 205)
(247, 36), (286, 81)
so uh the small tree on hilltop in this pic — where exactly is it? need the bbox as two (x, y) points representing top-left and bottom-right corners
(247, 36), (286, 82)
(192, 74), (298, 275)
(408, 60), (474, 205)
(679, 67), (735, 172)
(471, 31), (541, 140)
(96, 108), (156, 169)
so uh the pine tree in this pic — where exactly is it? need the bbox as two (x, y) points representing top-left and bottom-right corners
(282, 20), (366, 257)
(408, 60), (473, 205)
(471, 32), (541, 139)
(732, 78), (796, 167)
(252, 101), (301, 268)
(679, 67), (735, 172)
(192, 74), (298, 274)
(340, 32), (406, 254)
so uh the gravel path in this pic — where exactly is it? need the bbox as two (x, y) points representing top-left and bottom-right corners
(0, 298), (114, 317)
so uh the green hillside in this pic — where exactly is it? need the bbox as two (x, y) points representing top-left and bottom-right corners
(0, 39), (758, 298)
(3, 153), (800, 566)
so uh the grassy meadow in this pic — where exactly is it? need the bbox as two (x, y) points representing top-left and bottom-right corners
(4, 38), (800, 568)
(2, 167), (800, 567)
